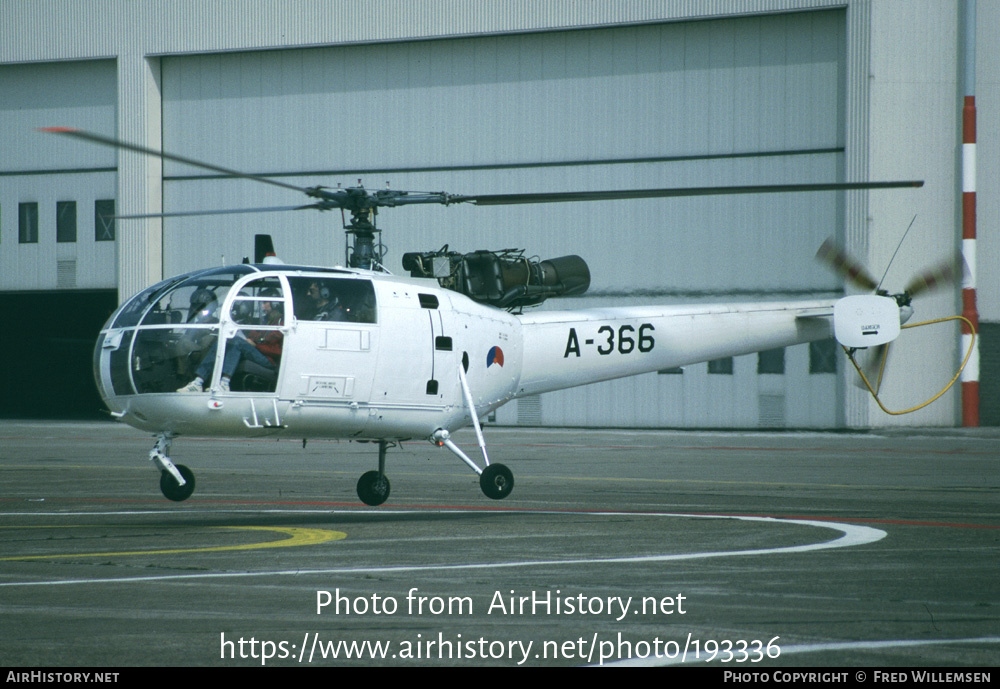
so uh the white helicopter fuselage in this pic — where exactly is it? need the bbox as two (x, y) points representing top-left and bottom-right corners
(95, 263), (837, 441)
(97, 266), (519, 439)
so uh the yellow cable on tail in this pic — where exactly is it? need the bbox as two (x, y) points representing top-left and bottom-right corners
(844, 315), (976, 415)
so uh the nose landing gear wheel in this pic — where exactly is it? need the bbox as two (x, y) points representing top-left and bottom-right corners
(357, 470), (391, 506)
(480, 463), (514, 500)
(160, 464), (196, 502)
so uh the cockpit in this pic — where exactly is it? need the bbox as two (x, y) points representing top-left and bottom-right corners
(94, 265), (377, 400)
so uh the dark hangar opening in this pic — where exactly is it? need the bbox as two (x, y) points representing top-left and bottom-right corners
(0, 290), (118, 419)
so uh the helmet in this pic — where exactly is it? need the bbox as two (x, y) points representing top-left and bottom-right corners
(231, 300), (255, 324)
(187, 287), (219, 323)
(189, 287), (215, 311)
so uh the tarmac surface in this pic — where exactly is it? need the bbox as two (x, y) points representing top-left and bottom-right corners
(1, 420), (997, 667)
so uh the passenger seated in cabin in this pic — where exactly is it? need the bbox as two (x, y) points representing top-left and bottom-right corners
(251, 292), (284, 365)
(306, 280), (346, 321)
(177, 294), (283, 393)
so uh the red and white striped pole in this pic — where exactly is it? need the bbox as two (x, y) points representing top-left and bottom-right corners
(961, 0), (979, 427)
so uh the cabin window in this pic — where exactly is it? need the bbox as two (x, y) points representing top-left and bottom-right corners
(228, 277), (284, 326)
(288, 277), (376, 323)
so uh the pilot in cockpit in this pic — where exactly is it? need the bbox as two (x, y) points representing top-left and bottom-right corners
(187, 287), (219, 323)
(173, 287), (221, 362)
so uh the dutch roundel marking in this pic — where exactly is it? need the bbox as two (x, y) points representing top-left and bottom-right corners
(487, 345), (505, 367)
(564, 324), (655, 358)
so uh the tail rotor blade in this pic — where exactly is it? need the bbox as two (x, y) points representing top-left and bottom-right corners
(851, 343), (890, 395)
(816, 239), (878, 291)
(904, 259), (958, 297)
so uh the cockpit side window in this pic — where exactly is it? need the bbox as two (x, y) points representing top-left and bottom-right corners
(126, 268), (256, 394)
(111, 277), (182, 329)
(227, 276), (285, 327)
(288, 277), (376, 323)
(113, 266), (254, 330)
(218, 276), (286, 393)
(133, 283), (218, 326)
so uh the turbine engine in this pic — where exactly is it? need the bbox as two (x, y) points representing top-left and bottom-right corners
(402, 248), (590, 309)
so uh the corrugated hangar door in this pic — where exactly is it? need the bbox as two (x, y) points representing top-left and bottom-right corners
(160, 9), (845, 428)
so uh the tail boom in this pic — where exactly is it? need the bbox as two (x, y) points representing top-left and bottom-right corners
(515, 300), (836, 397)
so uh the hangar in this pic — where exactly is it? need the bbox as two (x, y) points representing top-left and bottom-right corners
(1, 0), (996, 427)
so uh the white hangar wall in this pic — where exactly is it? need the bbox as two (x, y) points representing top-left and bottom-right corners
(157, 12), (845, 290)
(0, 60), (118, 291)
(156, 11), (845, 428)
(0, 0), (995, 427)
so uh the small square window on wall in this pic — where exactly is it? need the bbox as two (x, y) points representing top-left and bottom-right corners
(57, 201), (77, 243)
(19, 202), (38, 243)
(95, 200), (115, 241)
(708, 357), (733, 375)
(809, 339), (838, 374)
(757, 348), (785, 374)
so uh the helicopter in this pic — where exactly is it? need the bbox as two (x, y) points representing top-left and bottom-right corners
(43, 127), (942, 507)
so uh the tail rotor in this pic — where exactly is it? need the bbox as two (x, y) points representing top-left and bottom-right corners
(816, 237), (969, 413)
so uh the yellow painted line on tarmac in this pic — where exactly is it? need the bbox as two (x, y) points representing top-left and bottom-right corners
(0, 525), (346, 561)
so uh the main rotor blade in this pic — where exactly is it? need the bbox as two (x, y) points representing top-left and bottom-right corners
(109, 205), (321, 220)
(39, 127), (309, 195)
(448, 181), (924, 206)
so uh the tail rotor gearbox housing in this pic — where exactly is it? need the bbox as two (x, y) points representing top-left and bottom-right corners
(833, 295), (901, 348)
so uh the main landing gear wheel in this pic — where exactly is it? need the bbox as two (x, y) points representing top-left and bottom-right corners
(160, 464), (196, 502)
(357, 470), (391, 506)
(480, 463), (514, 500)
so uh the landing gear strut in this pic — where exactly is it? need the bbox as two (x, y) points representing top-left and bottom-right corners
(428, 364), (515, 500)
(356, 440), (391, 506)
(432, 429), (514, 500)
(150, 433), (196, 502)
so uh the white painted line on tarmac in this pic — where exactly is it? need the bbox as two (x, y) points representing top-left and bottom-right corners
(0, 510), (884, 587)
(607, 635), (1000, 667)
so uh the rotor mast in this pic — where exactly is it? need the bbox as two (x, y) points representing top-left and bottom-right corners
(303, 184), (457, 270)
